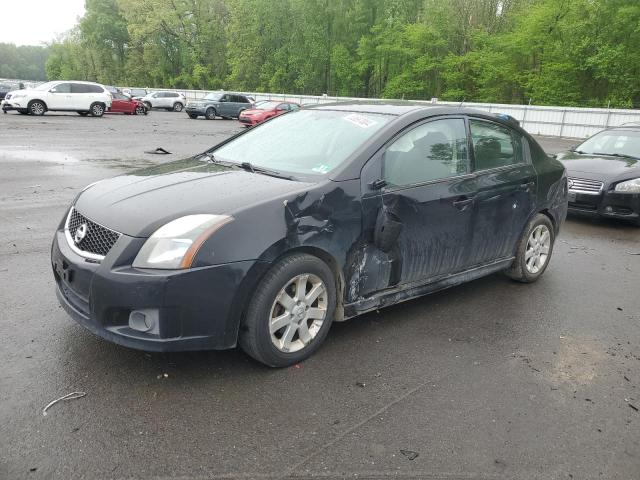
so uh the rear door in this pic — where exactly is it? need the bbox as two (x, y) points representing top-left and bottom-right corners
(466, 118), (537, 265)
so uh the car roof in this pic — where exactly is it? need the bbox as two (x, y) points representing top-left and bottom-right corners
(607, 123), (640, 133)
(306, 101), (503, 120)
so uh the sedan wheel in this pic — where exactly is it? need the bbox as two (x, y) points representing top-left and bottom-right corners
(506, 213), (555, 283)
(239, 253), (336, 367)
(135, 105), (146, 115)
(173, 102), (183, 112)
(269, 273), (328, 353)
(524, 225), (551, 274)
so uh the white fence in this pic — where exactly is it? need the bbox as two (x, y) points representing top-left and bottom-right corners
(145, 88), (640, 139)
(4, 78), (640, 138)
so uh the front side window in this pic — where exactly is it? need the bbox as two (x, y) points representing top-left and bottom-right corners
(214, 109), (392, 176)
(51, 83), (71, 93)
(470, 120), (523, 170)
(383, 118), (469, 188)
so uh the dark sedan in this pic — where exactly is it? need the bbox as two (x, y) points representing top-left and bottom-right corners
(51, 103), (567, 367)
(557, 124), (640, 225)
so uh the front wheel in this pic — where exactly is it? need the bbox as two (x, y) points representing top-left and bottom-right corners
(205, 107), (216, 120)
(506, 214), (555, 283)
(173, 102), (183, 112)
(90, 102), (105, 117)
(239, 253), (336, 367)
(135, 105), (146, 115)
(28, 100), (46, 116)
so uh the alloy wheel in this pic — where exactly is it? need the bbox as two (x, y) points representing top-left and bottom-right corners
(269, 273), (327, 353)
(525, 224), (551, 274)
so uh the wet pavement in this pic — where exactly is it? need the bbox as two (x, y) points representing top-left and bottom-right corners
(0, 111), (639, 479)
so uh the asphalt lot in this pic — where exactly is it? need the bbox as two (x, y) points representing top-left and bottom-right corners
(0, 110), (639, 479)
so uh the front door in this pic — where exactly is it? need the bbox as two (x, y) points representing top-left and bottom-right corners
(466, 118), (537, 265)
(47, 82), (73, 109)
(367, 117), (476, 289)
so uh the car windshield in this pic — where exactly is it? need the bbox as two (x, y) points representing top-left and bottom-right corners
(35, 81), (57, 91)
(255, 101), (281, 110)
(213, 109), (393, 175)
(203, 93), (223, 101)
(576, 130), (640, 158)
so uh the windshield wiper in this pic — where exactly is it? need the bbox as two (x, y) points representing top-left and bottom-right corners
(570, 149), (587, 154)
(592, 152), (640, 160)
(236, 162), (294, 181)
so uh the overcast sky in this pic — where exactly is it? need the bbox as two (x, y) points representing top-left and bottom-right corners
(0, 0), (85, 46)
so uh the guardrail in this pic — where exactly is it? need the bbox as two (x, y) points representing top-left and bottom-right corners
(142, 88), (640, 138)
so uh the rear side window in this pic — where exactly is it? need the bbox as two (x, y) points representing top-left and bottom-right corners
(383, 118), (469, 188)
(470, 120), (523, 170)
(89, 84), (104, 93)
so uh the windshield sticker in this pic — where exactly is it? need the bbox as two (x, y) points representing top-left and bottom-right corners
(343, 113), (378, 129)
(312, 164), (331, 174)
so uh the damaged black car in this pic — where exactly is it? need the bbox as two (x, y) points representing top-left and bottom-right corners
(52, 103), (568, 367)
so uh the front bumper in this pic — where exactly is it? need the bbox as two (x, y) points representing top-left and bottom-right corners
(52, 229), (259, 351)
(239, 115), (260, 126)
(185, 105), (207, 116)
(568, 189), (640, 223)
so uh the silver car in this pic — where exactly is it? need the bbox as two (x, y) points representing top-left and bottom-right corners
(141, 91), (186, 112)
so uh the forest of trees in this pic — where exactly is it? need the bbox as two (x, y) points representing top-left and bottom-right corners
(0, 43), (49, 81)
(6, 0), (640, 107)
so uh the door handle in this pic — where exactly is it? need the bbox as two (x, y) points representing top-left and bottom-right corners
(452, 196), (474, 210)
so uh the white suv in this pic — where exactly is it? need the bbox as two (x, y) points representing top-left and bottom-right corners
(140, 91), (186, 112)
(1, 81), (112, 117)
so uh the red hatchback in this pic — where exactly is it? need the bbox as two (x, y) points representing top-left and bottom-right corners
(108, 93), (148, 115)
(238, 101), (300, 126)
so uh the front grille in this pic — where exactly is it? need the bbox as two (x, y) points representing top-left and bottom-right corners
(568, 177), (603, 195)
(65, 208), (121, 258)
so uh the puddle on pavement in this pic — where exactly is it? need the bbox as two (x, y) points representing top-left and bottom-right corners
(0, 148), (79, 164)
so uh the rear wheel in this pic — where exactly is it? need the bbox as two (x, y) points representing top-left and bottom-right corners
(506, 213), (555, 283)
(28, 100), (46, 116)
(205, 107), (216, 120)
(90, 102), (105, 117)
(173, 102), (183, 112)
(239, 253), (336, 367)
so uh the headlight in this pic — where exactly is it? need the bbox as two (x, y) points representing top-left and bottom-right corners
(614, 178), (640, 193)
(133, 214), (233, 269)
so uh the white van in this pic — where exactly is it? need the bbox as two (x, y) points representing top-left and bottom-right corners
(1, 81), (112, 117)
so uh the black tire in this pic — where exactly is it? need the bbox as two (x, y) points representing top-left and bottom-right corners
(144, 101), (152, 110)
(135, 105), (146, 115)
(90, 102), (105, 117)
(239, 253), (336, 367)
(188, 113), (198, 119)
(205, 107), (216, 120)
(77, 111), (89, 116)
(506, 213), (555, 283)
(173, 102), (184, 112)
(28, 100), (46, 116)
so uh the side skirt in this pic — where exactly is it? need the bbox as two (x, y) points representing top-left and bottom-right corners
(343, 257), (515, 318)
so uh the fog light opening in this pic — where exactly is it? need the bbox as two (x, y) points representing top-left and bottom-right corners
(128, 309), (160, 335)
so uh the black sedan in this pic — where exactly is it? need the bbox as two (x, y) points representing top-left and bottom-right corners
(51, 103), (568, 367)
(557, 124), (640, 226)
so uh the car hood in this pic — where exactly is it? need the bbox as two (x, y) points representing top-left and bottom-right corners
(557, 151), (640, 181)
(74, 158), (313, 237)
